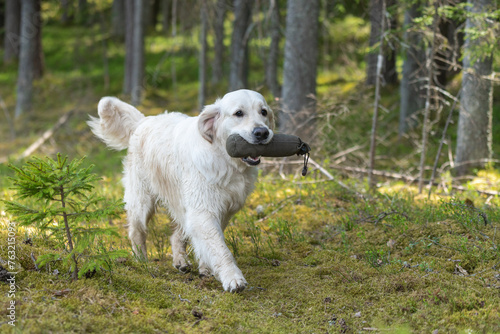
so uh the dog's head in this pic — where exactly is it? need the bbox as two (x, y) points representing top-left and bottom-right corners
(198, 89), (275, 166)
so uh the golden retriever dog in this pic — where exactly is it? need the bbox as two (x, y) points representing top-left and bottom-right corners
(88, 89), (274, 292)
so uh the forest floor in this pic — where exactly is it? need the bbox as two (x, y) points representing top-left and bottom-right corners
(1, 18), (500, 334)
(1, 173), (500, 333)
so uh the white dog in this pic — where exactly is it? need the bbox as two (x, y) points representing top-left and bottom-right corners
(88, 89), (274, 292)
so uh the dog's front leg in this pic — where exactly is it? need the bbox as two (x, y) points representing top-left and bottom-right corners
(185, 212), (247, 293)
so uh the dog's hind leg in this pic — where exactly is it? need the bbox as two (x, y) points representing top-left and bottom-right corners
(170, 226), (191, 273)
(124, 182), (156, 260)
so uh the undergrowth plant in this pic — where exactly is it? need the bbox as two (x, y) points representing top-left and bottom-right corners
(3, 153), (127, 280)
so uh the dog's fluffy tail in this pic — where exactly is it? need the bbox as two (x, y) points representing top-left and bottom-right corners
(87, 97), (145, 150)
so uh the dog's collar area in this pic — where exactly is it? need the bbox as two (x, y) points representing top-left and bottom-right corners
(242, 156), (261, 166)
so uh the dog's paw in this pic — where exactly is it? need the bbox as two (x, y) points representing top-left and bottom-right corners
(198, 263), (212, 278)
(173, 258), (192, 273)
(224, 277), (248, 293)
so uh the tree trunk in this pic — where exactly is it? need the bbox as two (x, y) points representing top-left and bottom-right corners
(170, 0), (177, 91)
(112, 0), (126, 39)
(198, 0), (208, 111)
(366, 0), (397, 86)
(366, 0), (383, 85)
(229, 0), (252, 91)
(417, 1), (439, 194)
(455, 0), (494, 175)
(123, 0), (134, 94)
(280, 0), (319, 140)
(33, 0), (44, 79)
(368, 0), (386, 188)
(211, 0), (226, 84)
(0, 0), (4, 44)
(78, 0), (88, 25)
(383, 0), (398, 85)
(15, 0), (37, 118)
(266, 0), (281, 98)
(150, 0), (160, 31)
(161, 0), (169, 33)
(131, 0), (145, 106)
(3, 0), (21, 64)
(61, 0), (71, 24)
(144, 0), (160, 32)
(399, 1), (426, 135)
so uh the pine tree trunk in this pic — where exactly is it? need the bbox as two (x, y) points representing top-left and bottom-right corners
(383, 0), (398, 85)
(61, 0), (71, 24)
(33, 0), (44, 80)
(3, 0), (21, 64)
(0, 0), (4, 44)
(211, 0), (226, 84)
(399, 1), (426, 135)
(366, 0), (384, 85)
(123, 0), (134, 94)
(78, 0), (88, 25)
(161, 0), (169, 33)
(280, 0), (319, 139)
(198, 0), (208, 111)
(455, 0), (494, 175)
(112, 0), (125, 39)
(131, 0), (144, 106)
(266, 0), (281, 98)
(229, 0), (252, 91)
(15, 0), (37, 118)
(368, 0), (386, 188)
(436, 19), (463, 87)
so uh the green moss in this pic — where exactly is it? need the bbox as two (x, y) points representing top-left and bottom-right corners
(1, 177), (500, 333)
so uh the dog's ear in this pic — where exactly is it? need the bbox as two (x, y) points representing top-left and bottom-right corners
(198, 103), (220, 143)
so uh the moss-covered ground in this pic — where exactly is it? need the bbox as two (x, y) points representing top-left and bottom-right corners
(1, 171), (500, 333)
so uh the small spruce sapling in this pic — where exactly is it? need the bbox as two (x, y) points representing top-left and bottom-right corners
(3, 153), (127, 280)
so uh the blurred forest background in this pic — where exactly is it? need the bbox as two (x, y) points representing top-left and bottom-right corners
(0, 0), (498, 187)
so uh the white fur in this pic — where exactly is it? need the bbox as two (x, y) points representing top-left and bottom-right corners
(88, 89), (274, 292)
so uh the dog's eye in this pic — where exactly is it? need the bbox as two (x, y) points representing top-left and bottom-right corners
(261, 109), (268, 117)
(234, 110), (244, 117)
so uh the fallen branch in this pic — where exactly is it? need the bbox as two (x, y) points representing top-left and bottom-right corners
(331, 165), (417, 182)
(309, 157), (365, 198)
(262, 158), (360, 193)
(0, 110), (74, 164)
(331, 145), (363, 161)
(254, 195), (296, 224)
(330, 165), (500, 196)
(374, 211), (409, 224)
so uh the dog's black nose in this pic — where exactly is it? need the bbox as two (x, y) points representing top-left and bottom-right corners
(253, 127), (269, 141)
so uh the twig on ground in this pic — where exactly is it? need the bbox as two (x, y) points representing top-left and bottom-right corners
(373, 211), (409, 224)
(0, 109), (75, 164)
(31, 252), (39, 271)
(308, 157), (364, 198)
(254, 195), (296, 224)
(179, 295), (191, 303)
